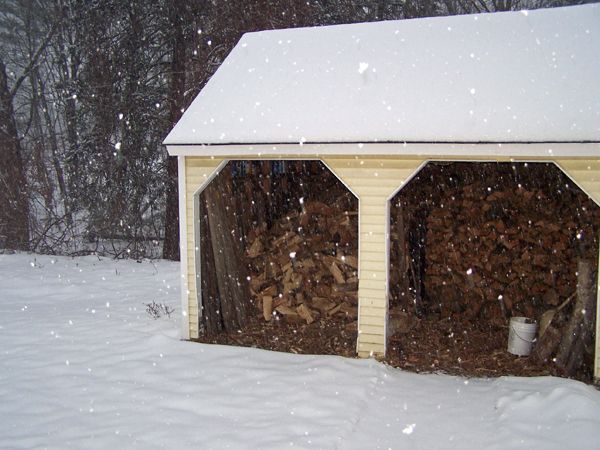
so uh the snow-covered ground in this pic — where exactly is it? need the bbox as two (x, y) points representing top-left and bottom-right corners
(1, 253), (599, 449)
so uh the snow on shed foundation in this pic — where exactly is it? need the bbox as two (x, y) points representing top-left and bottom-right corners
(164, 5), (600, 378)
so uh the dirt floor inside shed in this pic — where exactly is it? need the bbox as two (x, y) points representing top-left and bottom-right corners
(194, 316), (356, 357)
(194, 317), (573, 379)
(385, 319), (569, 379)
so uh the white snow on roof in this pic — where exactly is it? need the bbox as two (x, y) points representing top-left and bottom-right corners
(164, 5), (600, 146)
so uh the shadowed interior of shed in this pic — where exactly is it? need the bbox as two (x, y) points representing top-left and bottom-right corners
(388, 162), (600, 381)
(195, 160), (359, 355)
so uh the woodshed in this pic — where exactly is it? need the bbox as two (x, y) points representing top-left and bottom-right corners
(163, 5), (600, 378)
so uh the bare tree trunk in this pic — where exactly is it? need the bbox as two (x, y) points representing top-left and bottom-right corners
(162, 2), (187, 261)
(203, 175), (252, 332)
(163, 157), (180, 260)
(38, 76), (70, 224)
(200, 201), (222, 335)
(0, 58), (30, 250)
(29, 67), (54, 212)
(555, 259), (597, 376)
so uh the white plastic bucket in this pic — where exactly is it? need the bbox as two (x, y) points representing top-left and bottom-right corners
(507, 317), (538, 356)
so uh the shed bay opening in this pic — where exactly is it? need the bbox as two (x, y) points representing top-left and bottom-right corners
(388, 162), (600, 380)
(196, 160), (359, 355)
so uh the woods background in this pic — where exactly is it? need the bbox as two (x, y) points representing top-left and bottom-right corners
(0, 0), (590, 260)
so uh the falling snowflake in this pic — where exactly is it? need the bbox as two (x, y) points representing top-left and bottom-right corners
(402, 423), (416, 434)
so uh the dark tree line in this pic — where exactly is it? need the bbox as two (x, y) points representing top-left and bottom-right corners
(0, 0), (589, 259)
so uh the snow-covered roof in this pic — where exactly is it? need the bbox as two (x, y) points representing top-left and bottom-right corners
(164, 5), (600, 147)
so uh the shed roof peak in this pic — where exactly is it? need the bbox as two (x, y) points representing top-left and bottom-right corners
(164, 5), (600, 147)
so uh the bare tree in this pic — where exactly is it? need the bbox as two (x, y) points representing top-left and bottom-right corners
(0, 0), (588, 256)
(0, 57), (30, 249)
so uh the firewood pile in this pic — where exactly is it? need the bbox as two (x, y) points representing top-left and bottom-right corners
(243, 195), (359, 331)
(198, 161), (359, 343)
(197, 161), (359, 356)
(391, 163), (599, 320)
(424, 184), (598, 324)
(389, 162), (599, 380)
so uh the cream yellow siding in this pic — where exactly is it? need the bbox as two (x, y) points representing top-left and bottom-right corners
(556, 160), (600, 206)
(324, 157), (425, 357)
(184, 157), (224, 338)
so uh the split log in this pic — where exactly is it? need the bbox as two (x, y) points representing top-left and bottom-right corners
(275, 304), (304, 324)
(327, 304), (342, 316)
(262, 296), (273, 321)
(312, 297), (337, 314)
(329, 262), (346, 284)
(338, 254), (358, 269)
(297, 304), (315, 324)
(247, 238), (263, 258)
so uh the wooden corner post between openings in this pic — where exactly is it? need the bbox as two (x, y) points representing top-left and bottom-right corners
(324, 157), (426, 357)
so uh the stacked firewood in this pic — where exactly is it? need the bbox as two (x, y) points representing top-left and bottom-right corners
(244, 196), (359, 329)
(423, 183), (598, 325)
(389, 162), (599, 378)
(389, 163), (599, 324)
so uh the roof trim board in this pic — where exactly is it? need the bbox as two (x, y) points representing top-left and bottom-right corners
(166, 142), (600, 158)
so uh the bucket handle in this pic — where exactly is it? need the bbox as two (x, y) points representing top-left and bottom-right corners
(512, 326), (537, 343)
